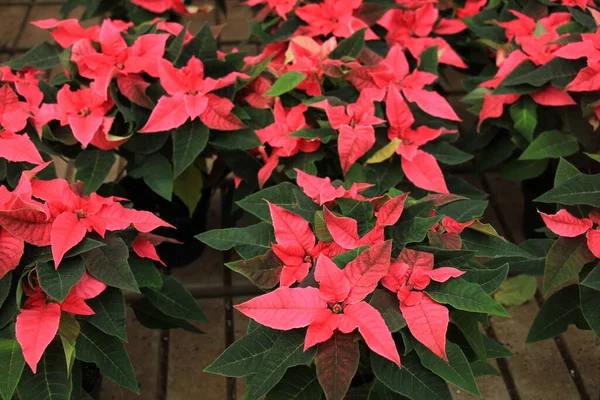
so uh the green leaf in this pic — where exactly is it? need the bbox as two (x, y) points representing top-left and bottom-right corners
(82, 287), (127, 341)
(315, 331), (359, 400)
(137, 153), (173, 201)
(178, 22), (218, 67)
(75, 321), (139, 393)
(289, 128), (336, 143)
(500, 159), (548, 182)
(371, 351), (452, 400)
(418, 45), (439, 74)
(22, 238), (106, 265)
(509, 97), (537, 142)
(527, 285), (583, 343)
(129, 256), (163, 289)
(450, 310), (486, 360)
(225, 250), (283, 290)
(461, 263), (509, 294)
(461, 230), (534, 259)
(422, 142), (473, 166)
(494, 275), (537, 306)
(579, 285), (600, 339)
(426, 278), (509, 317)
(172, 121), (209, 178)
(333, 247), (369, 269)
(536, 173), (600, 207)
(209, 128), (261, 150)
(236, 182), (318, 221)
(83, 235), (140, 293)
(123, 131), (170, 155)
(555, 157), (581, 187)
(131, 298), (203, 334)
(141, 275), (206, 322)
(17, 341), (72, 400)
(470, 361), (500, 377)
(543, 236), (594, 296)
(164, 22), (188, 63)
(414, 342), (480, 397)
(368, 289), (406, 332)
(500, 57), (586, 88)
(581, 264), (600, 291)
(196, 222), (275, 259)
(58, 313), (79, 375)
(173, 162), (204, 216)
(6, 43), (61, 70)
(329, 29), (366, 59)
(482, 335), (513, 358)
(519, 130), (579, 160)
(390, 203), (442, 251)
(264, 71), (306, 96)
(205, 325), (281, 377)
(244, 329), (317, 400)
(266, 366), (322, 400)
(37, 257), (85, 302)
(438, 200), (488, 222)
(0, 339), (25, 400)
(75, 149), (116, 194)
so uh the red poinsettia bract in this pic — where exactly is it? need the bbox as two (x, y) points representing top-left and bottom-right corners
(139, 57), (247, 133)
(71, 19), (169, 104)
(540, 208), (600, 258)
(347, 45), (460, 122)
(295, 0), (378, 39)
(255, 100), (319, 187)
(37, 83), (115, 147)
(295, 169), (372, 206)
(382, 248), (464, 360)
(235, 241), (401, 366)
(317, 89), (385, 173)
(386, 85), (451, 194)
(16, 272), (106, 373)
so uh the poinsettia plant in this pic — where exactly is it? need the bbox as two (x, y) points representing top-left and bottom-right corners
(460, 0), (600, 186)
(59, 0), (216, 24)
(199, 175), (520, 398)
(0, 165), (206, 399)
(525, 157), (600, 343)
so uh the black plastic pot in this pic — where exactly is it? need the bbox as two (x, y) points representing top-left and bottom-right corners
(119, 176), (212, 268)
(522, 164), (556, 239)
(81, 362), (103, 400)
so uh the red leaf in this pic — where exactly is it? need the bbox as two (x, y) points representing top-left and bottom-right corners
(376, 193), (409, 227)
(268, 202), (315, 252)
(401, 294), (449, 360)
(566, 64), (600, 92)
(323, 207), (360, 249)
(295, 169), (346, 205)
(60, 293), (95, 315)
(539, 209), (593, 237)
(132, 236), (165, 266)
(344, 240), (392, 304)
(139, 94), (189, 133)
(586, 229), (600, 258)
(51, 212), (87, 267)
(428, 267), (465, 283)
(402, 88), (461, 121)
(70, 272), (106, 300)
(0, 207), (52, 246)
(116, 75), (152, 108)
(337, 125), (375, 173)
(315, 255), (350, 304)
(200, 94), (246, 131)
(530, 86), (575, 106)
(0, 131), (44, 165)
(401, 150), (449, 194)
(442, 216), (473, 233)
(339, 302), (400, 366)
(0, 228), (24, 279)
(478, 93), (519, 129)
(305, 310), (340, 350)
(16, 299), (61, 373)
(234, 286), (327, 330)
(315, 331), (360, 400)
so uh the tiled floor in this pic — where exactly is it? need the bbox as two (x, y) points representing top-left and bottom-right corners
(1, 1), (599, 399)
